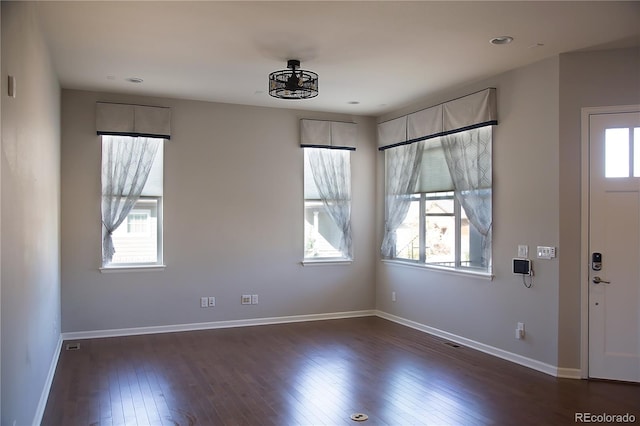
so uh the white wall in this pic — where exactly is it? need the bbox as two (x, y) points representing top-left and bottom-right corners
(376, 57), (561, 367)
(61, 90), (377, 333)
(1, 2), (61, 425)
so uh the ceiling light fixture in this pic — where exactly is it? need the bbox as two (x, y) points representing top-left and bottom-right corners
(125, 77), (144, 83)
(490, 36), (514, 45)
(269, 59), (318, 100)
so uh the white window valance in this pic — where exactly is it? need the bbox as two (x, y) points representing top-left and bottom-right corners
(301, 119), (357, 151)
(377, 116), (407, 150)
(96, 102), (171, 139)
(378, 88), (496, 150)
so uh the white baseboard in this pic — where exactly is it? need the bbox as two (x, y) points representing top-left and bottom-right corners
(60, 310), (583, 380)
(557, 367), (583, 379)
(33, 334), (63, 426)
(61, 309), (376, 341)
(375, 310), (580, 379)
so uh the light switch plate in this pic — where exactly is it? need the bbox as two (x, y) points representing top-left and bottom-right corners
(537, 246), (556, 259)
(518, 245), (528, 258)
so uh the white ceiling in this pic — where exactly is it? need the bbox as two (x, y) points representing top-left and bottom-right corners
(35, 1), (640, 116)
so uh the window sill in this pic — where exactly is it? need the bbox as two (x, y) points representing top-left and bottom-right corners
(100, 264), (166, 273)
(381, 259), (493, 280)
(301, 258), (353, 266)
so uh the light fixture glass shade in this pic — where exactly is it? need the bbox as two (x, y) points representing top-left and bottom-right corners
(269, 60), (318, 100)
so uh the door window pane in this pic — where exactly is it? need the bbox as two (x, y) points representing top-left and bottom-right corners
(605, 128), (629, 178)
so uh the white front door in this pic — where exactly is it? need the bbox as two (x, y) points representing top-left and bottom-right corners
(588, 110), (640, 382)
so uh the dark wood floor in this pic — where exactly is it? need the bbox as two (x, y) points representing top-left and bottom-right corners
(43, 316), (639, 425)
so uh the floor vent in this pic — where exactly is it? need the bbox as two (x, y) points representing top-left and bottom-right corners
(444, 342), (461, 348)
(350, 413), (369, 422)
(65, 343), (80, 351)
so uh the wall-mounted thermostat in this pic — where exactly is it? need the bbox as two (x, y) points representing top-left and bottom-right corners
(513, 258), (531, 275)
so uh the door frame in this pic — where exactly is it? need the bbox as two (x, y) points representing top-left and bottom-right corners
(580, 104), (640, 379)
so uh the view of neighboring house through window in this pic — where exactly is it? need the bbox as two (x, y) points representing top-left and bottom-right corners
(303, 147), (352, 260)
(127, 210), (150, 234)
(101, 135), (164, 267)
(110, 199), (159, 264)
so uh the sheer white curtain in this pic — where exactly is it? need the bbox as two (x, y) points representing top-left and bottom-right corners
(441, 127), (492, 266)
(381, 141), (424, 258)
(307, 148), (352, 258)
(101, 136), (161, 264)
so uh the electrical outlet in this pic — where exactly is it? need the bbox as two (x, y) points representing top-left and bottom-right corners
(516, 322), (525, 339)
(392, 291), (397, 302)
(251, 294), (259, 305)
(200, 297), (208, 308)
(208, 296), (216, 307)
(241, 294), (252, 305)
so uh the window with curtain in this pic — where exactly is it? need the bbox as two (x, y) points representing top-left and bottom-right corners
(390, 128), (492, 272)
(303, 147), (352, 260)
(96, 102), (170, 269)
(379, 88), (496, 274)
(101, 135), (164, 267)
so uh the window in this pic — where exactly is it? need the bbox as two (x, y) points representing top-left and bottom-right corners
(605, 127), (640, 178)
(110, 200), (159, 264)
(101, 135), (164, 268)
(385, 127), (492, 273)
(395, 191), (488, 270)
(303, 147), (352, 260)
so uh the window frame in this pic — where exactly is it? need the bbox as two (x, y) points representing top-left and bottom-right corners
(394, 191), (486, 271)
(107, 196), (163, 266)
(423, 191), (458, 267)
(383, 134), (493, 277)
(100, 136), (165, 272)
(302, 147), (353, 264)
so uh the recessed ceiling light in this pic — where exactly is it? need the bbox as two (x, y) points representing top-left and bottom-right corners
(125, 77), (144, 84)
(348, 101), (360, 105)
(490, 36), (514, 45)
(106, 75), (116, 80)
